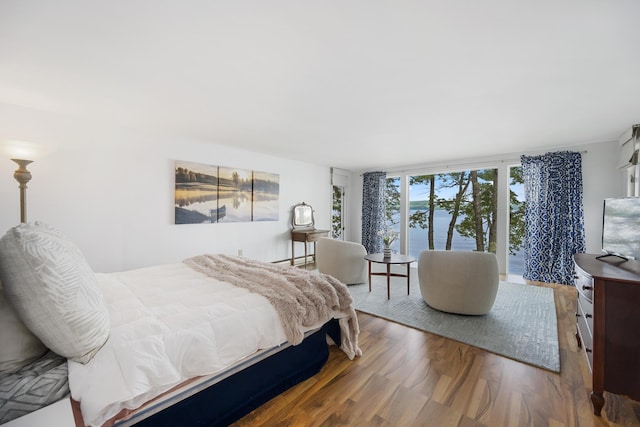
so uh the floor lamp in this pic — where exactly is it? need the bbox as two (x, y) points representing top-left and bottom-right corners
(1, 140), (49, 224)
(11, 159), (33, 223)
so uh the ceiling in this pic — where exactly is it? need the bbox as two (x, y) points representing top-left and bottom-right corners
(1, 1), (640, 171)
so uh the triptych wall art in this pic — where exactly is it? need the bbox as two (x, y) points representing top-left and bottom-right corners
(174, 160), (280, 224)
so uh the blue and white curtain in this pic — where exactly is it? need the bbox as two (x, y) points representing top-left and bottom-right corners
(362, 171), (387, 254)
(521, 151), (586, 285)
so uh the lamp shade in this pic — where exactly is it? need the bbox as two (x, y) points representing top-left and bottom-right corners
(0, 140), (54, 161)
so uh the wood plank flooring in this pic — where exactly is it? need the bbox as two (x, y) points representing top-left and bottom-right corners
(232, 282), (640, 426)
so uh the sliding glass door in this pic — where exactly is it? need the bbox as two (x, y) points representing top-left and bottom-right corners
(384, 164), (526, 276)
(403, 169), (497, 258)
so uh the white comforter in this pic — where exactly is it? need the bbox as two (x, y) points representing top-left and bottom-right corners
(68, 263), (332, 427)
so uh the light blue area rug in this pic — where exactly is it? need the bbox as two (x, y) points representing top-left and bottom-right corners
(349, 273), (560, 372)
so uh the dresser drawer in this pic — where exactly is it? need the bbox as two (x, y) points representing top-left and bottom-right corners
(577, 291), (594, 336)
(306, 232), (326, 242)
(574, 267), (594, 301)
(291, 229), (329, 243)
(576, 306), (593, 372)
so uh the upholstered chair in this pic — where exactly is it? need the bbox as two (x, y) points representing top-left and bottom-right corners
(418, 250), (499, 315)
(316, 237), (367, 285)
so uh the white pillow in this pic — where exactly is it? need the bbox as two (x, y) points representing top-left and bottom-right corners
(0, 282), (47, 374)
(0, 222), (110, 363)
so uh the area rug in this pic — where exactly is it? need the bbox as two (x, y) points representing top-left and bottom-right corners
(349, 275), (560, 372)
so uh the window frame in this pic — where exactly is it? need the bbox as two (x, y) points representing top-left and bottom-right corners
(385, 160), (521, 277)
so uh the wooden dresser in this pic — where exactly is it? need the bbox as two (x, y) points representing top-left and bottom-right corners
(573, 253), (640, 416)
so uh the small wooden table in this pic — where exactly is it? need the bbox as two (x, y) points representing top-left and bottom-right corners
(291, 228), (329, 268)
(364, 253), (416, 299)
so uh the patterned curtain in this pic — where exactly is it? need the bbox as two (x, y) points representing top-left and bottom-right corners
(362, 171), (387, 254)
(521, 151), (586, 285)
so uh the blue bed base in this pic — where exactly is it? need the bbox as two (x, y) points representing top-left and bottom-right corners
(132, 319), (341, 427)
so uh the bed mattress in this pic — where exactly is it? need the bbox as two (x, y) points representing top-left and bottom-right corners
(68, 262), (342, 427)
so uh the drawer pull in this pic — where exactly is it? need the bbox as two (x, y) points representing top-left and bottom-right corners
(582, 285), (593, 291)
(585, 348), (592, 353)
(585, 313), (593, 319)
(576, 313), (581, 317)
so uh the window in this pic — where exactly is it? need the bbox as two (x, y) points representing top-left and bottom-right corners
(331, 185), (345, 240)
(331, 169), (349, 240)
(508, 166), (526, 275)
(384, 177), (401, 253)
(383, 164), (526, 276)
(403, 170), (497, 258)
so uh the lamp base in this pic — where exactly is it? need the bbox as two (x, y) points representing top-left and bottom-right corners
(11, 158), (33, 223)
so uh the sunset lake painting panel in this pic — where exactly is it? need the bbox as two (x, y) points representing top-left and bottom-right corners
(253, 171), (280, 221)
(174, 160), (220, 224)
(218, 166), (253, 222)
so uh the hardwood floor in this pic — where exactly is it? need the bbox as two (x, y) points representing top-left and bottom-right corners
(232, 283), (640, 426)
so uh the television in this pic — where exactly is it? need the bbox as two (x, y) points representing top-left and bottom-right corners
(599, 197), (640, 261)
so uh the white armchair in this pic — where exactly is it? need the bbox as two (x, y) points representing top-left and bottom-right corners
(316, 237), (367, 285)
(418, 250), (499, 315)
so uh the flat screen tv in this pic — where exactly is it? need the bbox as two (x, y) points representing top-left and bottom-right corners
(599, 197), (640, 261)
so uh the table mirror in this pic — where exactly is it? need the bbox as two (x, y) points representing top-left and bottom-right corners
(292, 202), (314, 229)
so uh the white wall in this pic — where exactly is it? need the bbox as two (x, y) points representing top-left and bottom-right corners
(0, 105), (330, 273)
(1, 103), (626, 274)
(347, 140), (625, 270)
(580, 140), (626, 253)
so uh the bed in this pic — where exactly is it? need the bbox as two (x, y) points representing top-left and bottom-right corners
(0, 222), (361, 426)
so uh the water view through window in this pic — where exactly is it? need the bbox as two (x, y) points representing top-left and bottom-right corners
(385, 167), (525, 275)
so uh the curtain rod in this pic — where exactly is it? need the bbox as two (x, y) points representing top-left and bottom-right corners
(366, 149), (588, 176)
(499, 149), (588, 165)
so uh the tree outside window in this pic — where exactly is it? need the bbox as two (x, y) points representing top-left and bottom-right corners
(383, 169), (525, 273)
